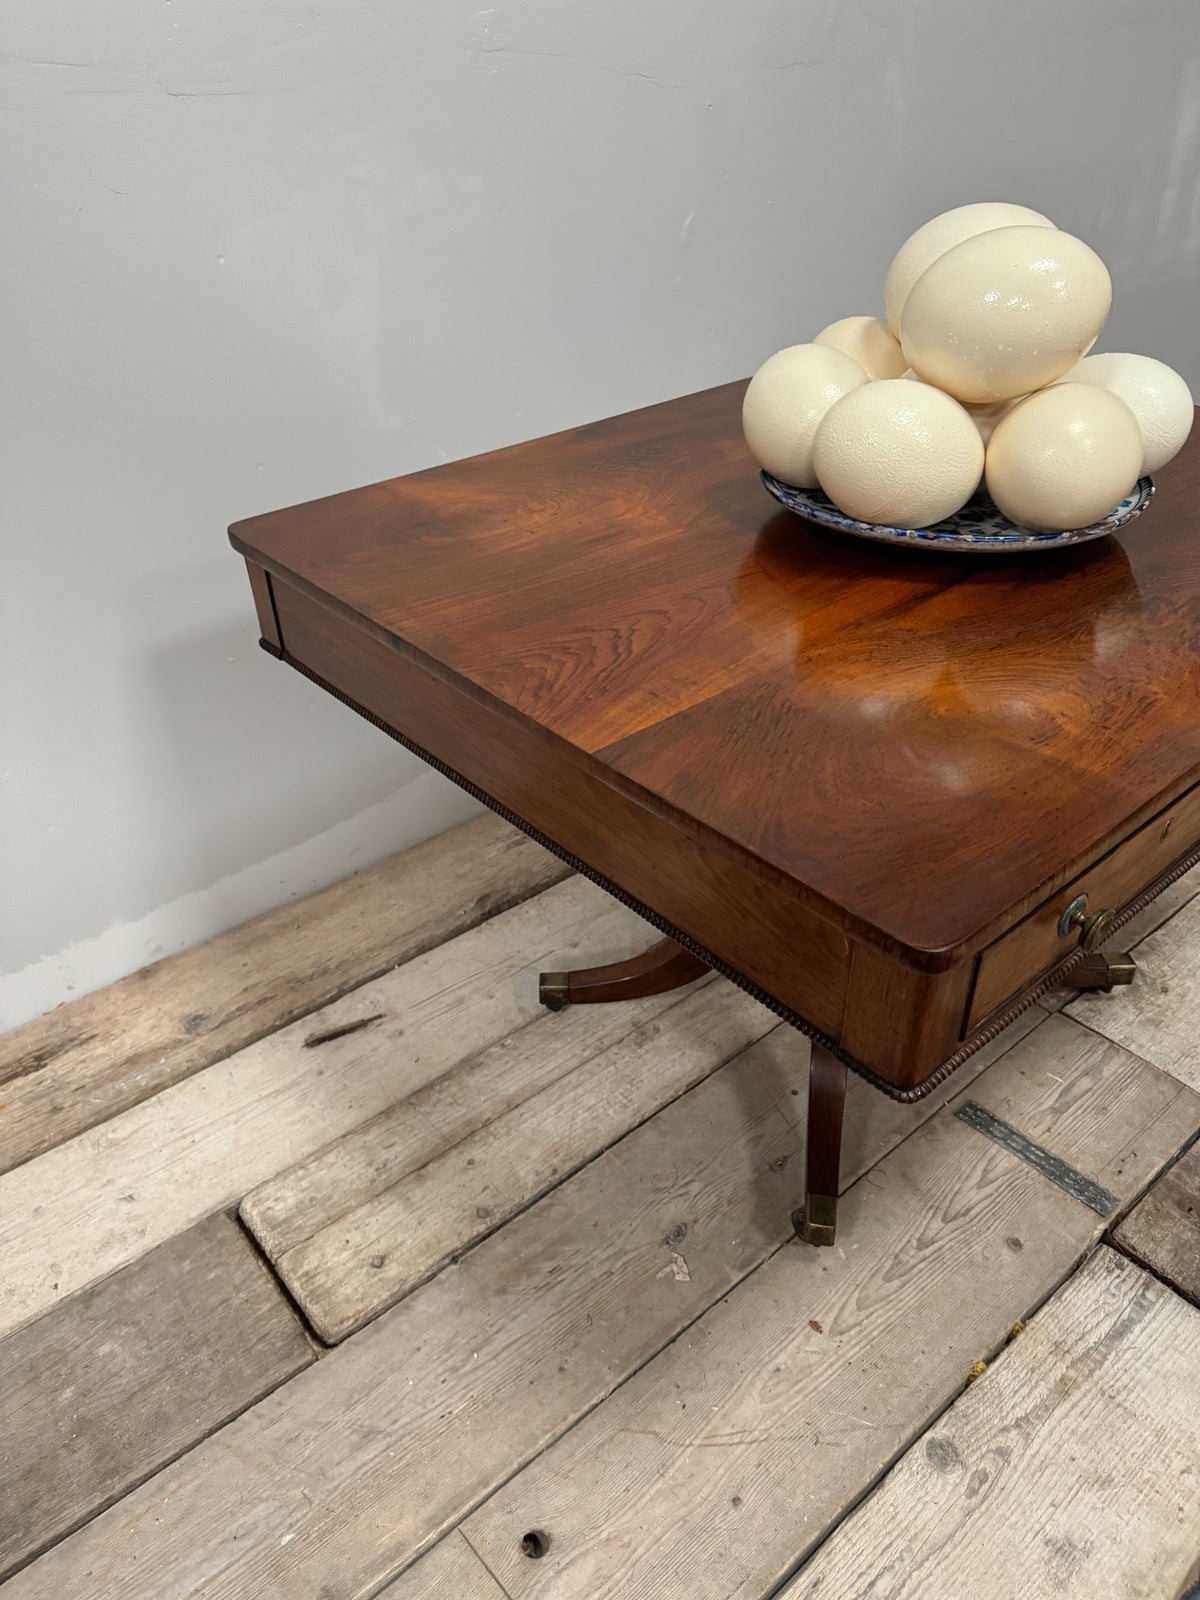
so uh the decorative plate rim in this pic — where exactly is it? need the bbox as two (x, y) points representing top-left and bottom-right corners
(761, 472), (1155, 553)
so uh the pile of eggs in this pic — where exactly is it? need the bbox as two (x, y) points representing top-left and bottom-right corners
(743, 202), (1194, 532)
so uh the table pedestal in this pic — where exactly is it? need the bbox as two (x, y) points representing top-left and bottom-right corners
(539, 941), (851, 1244)
(538, 938), (709, 1010)
(537, 939), (1139, 1247)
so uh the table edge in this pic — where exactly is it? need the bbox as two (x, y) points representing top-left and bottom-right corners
(231, 532), (1200, 971)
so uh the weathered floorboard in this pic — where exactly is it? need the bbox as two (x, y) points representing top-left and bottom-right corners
(0, 875), (653, 1340)
(270, 981), (776, 1341)
(0, 1014), (1027, 1600)
(377, 1534), (507, 1599)
(246, 994), (1045, 1272)
(241, 976), (717, 1263)
(782, 1247), (1200, 1599)
(1064, 888), (1200, 1089)
(460, 1108), (1105, 1600)
(0, 1033), (810, 1599)
(460, 1023), (1198, 1600)
(247, 992), (1040, 1344)
(1111, 1136), (1200, 1305)
(0, 1213), (312, 1583)
(949, 1011), (1200, 1211)
(0, 814), (568, 1174)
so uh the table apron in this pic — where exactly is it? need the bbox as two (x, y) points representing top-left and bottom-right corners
(267, 576), (852, 1038)
(257, 571), (1200, 1101)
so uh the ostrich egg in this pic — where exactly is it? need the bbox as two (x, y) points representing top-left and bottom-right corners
(813, 315), (907, 380)
(883, 201), (1055, 336)
(900, 226), (1112, 402)
(812, 378), (984, 528)
(742, 344), (868, 487)
(1055, 351), (1194, 473)
(985, 383), (1142, 531)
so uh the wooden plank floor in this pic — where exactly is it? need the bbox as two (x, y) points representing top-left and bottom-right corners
(1111, 1135), (1200, 1306)
(380, 1533), (507, 1598)
(782, 1247), (1200, 1599)
(0, 814), (568, 1174)
(0, 873), (669, 1341)
(0, 1213), (312, 1583)
(461, 1039), (1198, 1600)
(258, 979), (778, 1342)
(1, 814), (1198, 1596)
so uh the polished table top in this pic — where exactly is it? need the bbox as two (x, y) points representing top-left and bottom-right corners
(230, 382), (1200, 967)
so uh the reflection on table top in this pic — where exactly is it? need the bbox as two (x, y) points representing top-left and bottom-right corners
(231, 382), (1200, 953)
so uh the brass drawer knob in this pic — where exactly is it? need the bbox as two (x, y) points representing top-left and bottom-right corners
(1058, 894), (1117, 952)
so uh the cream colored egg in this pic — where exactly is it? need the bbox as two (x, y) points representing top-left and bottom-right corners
(900, 373), (1008, 476)
(883, 201), (1055, 336)
(812, 378), (984, 528)
(742, 344), (869, 486)
(901, 227), (1111, 403)
(813, 315), (907, 380)
(964, 396), (1022, 446)
(985, 383), (1142, 531)
(1054, 351), (1194, 473)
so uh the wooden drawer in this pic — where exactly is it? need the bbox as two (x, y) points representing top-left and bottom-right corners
(968, 780), (1200, 1029)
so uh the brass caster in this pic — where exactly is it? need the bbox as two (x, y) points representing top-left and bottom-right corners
(538, 972), (570, 1012)
(793, 1193), (838, 1248)
(1059, 951), (1137, 994)
(1102, 952), (1136, 988)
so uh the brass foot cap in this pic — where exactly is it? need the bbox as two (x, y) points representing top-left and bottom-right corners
(793, 1194), (837, 1248)
(1106, 953), (1136, 986)
(538, 973), (570, 1012)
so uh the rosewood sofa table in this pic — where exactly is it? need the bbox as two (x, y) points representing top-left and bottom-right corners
(231, 383), (1200, 1246)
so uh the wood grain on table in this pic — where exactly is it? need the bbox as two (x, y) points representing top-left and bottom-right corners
(231, 387), (1200, 967)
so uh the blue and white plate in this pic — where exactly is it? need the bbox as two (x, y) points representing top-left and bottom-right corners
(761, 472), (1154, 554)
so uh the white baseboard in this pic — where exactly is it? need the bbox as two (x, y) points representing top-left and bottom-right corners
(0, 774), (483, 1034)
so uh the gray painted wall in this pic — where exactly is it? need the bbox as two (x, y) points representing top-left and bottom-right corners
(3, 0), (1198, 1026)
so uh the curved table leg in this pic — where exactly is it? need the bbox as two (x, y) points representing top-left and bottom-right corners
(793, 1041), (848, 1248)
(539, 938), (710, 1012)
